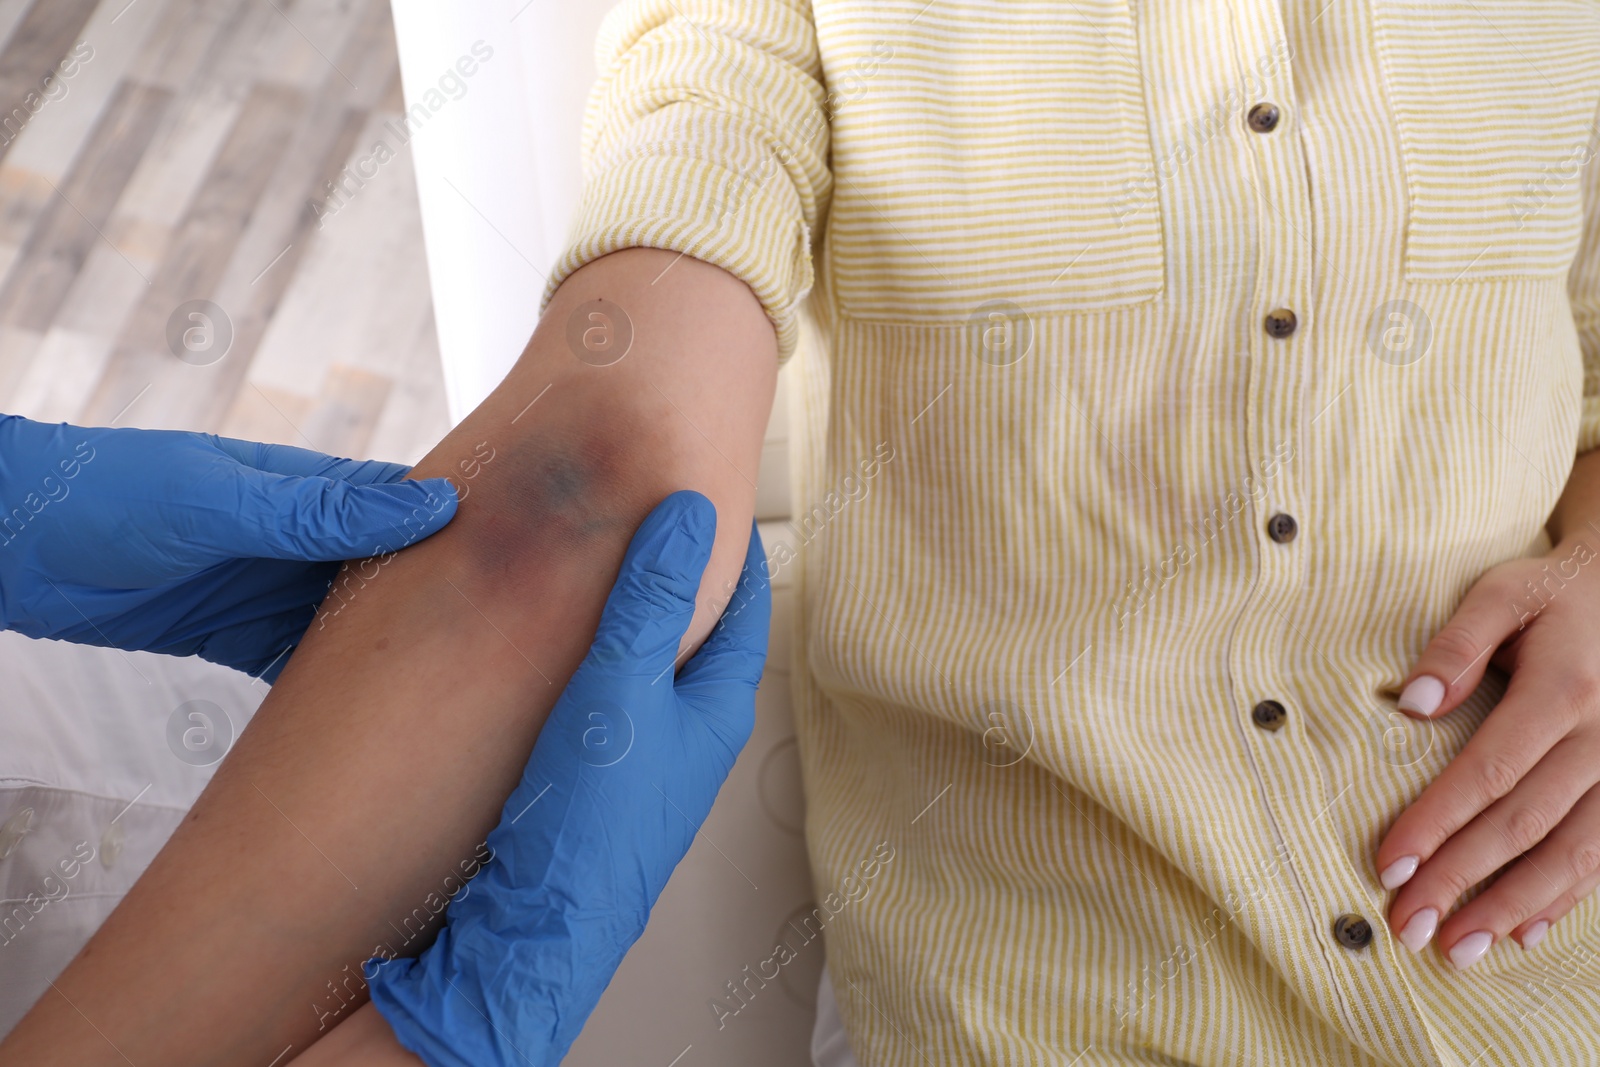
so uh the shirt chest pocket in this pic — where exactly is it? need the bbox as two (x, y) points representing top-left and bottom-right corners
(819, 0), (1165, 324)
(1373, 0), (1600, 282)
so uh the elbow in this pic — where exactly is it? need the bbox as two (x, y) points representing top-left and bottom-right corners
(422, 386), (761, 662)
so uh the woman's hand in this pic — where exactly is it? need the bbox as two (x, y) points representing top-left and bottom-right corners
(1377, 531), (1600, 968)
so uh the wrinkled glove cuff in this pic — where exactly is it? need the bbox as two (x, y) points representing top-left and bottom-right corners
(366, 906), (644, 1067)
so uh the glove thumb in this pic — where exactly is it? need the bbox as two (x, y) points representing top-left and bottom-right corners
(580, 490), (716, 681)
(230, 467), (459, 562)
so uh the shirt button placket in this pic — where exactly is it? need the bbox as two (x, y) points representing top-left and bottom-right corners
(1217, 5), (1420, 1050)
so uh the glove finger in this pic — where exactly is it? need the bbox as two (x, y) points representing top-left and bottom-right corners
(190, 563), (340, 680)
(194, 616), (304, 682)
(225, 465), (459, 562)
(675, 520), (770, 695)
(135, 557), (337, 675)
(209, 435), (415, 485)
(581, 490), (717, 680)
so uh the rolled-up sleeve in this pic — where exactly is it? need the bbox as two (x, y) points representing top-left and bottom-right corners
(1571, 106), (1600, 455)
(540, 0), (832, 364)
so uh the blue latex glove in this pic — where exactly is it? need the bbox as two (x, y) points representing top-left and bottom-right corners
(367, 489), (769, 1067)
(0, 414), (458, 680)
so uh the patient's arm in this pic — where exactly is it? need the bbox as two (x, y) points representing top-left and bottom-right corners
(291, 1003), (420, 1066)
(0, 246), (778, 1067)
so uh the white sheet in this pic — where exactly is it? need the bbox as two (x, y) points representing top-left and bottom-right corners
(0, 632), (263, 1034)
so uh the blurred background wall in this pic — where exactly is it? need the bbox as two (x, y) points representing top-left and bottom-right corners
(0, 1), (817, 1063)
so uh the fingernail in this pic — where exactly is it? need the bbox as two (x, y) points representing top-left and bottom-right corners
(1380, 855), (1419, 890)
(1398, 907), (1438, 952)
(1449, 930), (1494, 970)
(1520, 921), (1549, 950)
(1398, 675), (1445, 716)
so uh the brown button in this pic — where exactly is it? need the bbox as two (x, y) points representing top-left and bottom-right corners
(1251, 700), (1287, 732)
(1267, 512), (1298, 543)
(1264, 308), (1298, 338)
(1333, 913), (1373, 950)
(1247, 103), (1281, 133)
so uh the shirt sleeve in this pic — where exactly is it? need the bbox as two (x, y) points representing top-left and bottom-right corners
(1570, 105), (1600, 456)
(539, 0), (832, 364)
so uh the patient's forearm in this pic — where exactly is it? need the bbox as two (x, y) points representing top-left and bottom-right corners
(289, 1004), (418, 1067)
(0, 248), (777, 1066)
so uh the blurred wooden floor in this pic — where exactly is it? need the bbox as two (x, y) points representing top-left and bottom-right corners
(0, 0), (450, 465)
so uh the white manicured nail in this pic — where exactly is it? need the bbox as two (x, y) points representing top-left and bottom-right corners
(1449, 930), (1494, 970)
(1380, 855), (1419, 890)
(1398, 675), (1445, 716)
(1520, 921), (1549, 950)
(1398, 907), (1438, 952)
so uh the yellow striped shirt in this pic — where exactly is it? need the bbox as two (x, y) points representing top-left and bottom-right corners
(542, 1), (1600, 1063)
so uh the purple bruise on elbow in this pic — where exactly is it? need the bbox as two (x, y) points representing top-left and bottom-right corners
(466, 433), (639, 582)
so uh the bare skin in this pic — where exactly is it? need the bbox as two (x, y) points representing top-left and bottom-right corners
(1380, 449), (1600, 965)
(0, 247), (778, 1067)
(290, 1003), (417, 1066)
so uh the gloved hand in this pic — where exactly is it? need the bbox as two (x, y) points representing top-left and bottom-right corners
(367, 489), (769, 1067)
(0, 414), (458, 680)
